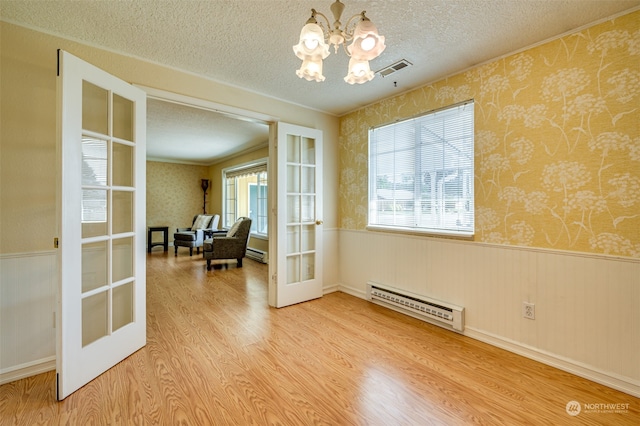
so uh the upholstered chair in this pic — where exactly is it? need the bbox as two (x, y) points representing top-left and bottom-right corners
(203, 217), (252, 271)
(174, 214), (220, 256)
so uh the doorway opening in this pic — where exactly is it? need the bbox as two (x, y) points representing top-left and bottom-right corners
(141, 86), (276, 301)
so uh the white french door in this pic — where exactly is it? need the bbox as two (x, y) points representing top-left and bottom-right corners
(272, 123), (323, 308)
(56, 51), (146, 400)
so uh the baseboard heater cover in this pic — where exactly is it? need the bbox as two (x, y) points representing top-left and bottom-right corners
(366, 282), (464, 332)
(246, 247), (268, 264)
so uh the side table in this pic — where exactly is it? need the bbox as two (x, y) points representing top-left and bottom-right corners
(148, 226), (169, 253)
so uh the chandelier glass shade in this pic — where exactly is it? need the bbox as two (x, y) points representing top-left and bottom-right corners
(296, 57), (326, 82)
(293, 23), (330, 61)
(293, 0), (386, 84)
(347, 19), (386, 60)
(344, 57), (374, 84)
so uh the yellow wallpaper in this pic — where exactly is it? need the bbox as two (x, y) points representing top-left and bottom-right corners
(146, 161), (211, 240)
(339, 11), (639, 258)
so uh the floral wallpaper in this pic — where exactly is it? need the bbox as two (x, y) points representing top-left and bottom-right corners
(339, 11), (639, 258)
(146, 161), (210, 240)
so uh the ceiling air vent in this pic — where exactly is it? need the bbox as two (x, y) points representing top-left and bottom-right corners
(377, 59), (413, 78)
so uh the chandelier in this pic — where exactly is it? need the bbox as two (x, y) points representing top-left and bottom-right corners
(293, 0), (386, 84)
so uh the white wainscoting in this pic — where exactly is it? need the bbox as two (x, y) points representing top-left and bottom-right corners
(0, 251), (57, 384)
(338, 229), (640, 397)
(322, 228), (340, 295)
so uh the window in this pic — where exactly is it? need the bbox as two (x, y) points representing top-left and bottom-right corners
(223, 160), (268, 237)
(368, 101), (474, 236)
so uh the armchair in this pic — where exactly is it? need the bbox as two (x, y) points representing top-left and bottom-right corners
(174, 214), (220, 256)
(203, 217), (252, 271)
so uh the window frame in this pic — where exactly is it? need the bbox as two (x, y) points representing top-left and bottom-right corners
(367, 100), (475, 238)
(222, 158), (269, 239)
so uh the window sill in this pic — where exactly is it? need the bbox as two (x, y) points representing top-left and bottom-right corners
(250, 233), (268, 240)
(366, 225), (474, 240)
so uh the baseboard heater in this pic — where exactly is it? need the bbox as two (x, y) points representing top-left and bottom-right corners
(245, 247), (268, 264)
(366, 281), (465, 332)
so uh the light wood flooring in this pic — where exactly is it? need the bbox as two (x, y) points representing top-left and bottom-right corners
(1, 251), (638, 425)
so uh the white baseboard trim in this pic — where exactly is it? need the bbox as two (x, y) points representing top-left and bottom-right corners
(463, 327), (640, 398)
(0, 357), (55, 385)
(337, 282), (639, 398)
(336, 283), (366, 299)
(323, 284), (339, 294)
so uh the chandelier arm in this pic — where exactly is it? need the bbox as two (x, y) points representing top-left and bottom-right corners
(311, 9), (332, 39)
(343, 11), (366, 41)
(341, 41), (351, 57)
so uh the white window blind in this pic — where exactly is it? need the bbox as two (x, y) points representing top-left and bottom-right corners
(225, 163), (267, 179)
(368, 101), (474, 236)
(81, 137), (108, 223)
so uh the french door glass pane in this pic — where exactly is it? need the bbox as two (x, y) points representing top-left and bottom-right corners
(287, 195), (300, 222)
(301, 137), (315, 165)
(82, 291), (108, 347)
(301, 224), (315, 252)
(112, 191), (133, 234)
(82, 81), (108, 135)
(301, 195), (314, 223)
(287, 135), (300, 162)
(287, 225), (299, 254)
(82, 189), (108, 238)
(112, 282), (134, 332)
(82, 138), (107, 186)
(301, 166), (314, 193)
(287, 256), (300, 284)
(287, 165), (300, 192)
(112, 94), (133, 141)
(112, 143), (133, 187)
(302, 253), (315, 281)
(112, 236), (133, 283)
(82, 241), (108, 293)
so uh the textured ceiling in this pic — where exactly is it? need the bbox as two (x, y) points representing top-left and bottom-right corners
(3, 0), (639, 163)
(147, 99), (269, 165)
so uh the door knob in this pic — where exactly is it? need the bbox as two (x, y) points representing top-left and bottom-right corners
(315, 220), (323, 225)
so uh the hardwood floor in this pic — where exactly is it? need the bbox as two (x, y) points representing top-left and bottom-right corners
(1, 252), (638, 425)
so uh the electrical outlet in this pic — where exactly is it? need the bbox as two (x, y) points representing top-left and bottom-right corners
(523, 302), (535, 320)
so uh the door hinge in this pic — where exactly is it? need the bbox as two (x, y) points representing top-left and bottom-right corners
(54, 237), (59, 248)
